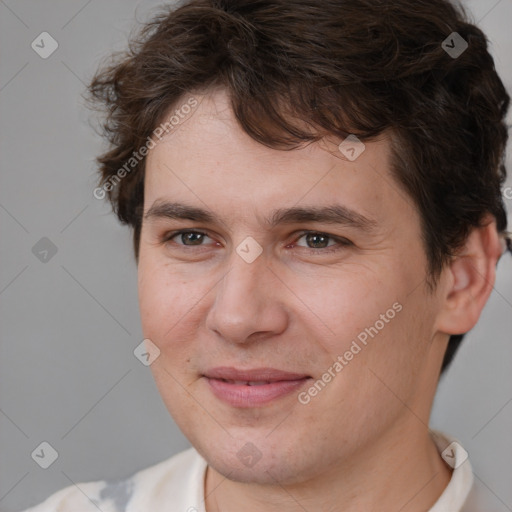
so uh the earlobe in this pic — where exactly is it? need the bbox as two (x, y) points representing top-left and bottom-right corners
(436, 216), (502, 336)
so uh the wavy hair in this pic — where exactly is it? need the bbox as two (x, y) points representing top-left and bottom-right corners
(87, 0), (510, 374)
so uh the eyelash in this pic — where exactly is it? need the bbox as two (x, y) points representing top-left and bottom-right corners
(161, 229), (353, 254)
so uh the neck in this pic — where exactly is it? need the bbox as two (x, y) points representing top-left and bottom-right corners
(204, 424), (452, 512)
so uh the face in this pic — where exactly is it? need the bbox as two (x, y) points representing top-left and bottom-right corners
(138, 88), (447, 485)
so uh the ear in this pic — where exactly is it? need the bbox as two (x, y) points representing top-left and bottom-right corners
(435, 216), (503, 336)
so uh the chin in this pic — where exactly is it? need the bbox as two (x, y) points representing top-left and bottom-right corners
(195, 435), (314, 486)
(207, 453), (296, 485)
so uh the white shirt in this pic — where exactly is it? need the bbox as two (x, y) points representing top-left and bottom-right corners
(22, 431), (478, 512)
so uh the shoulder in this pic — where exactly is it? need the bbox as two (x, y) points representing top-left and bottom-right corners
(21, 447), (207, 512)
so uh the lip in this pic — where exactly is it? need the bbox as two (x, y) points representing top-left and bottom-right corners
(203, 367), (311, 408)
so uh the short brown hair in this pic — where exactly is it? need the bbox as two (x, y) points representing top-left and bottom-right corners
(87, 0), (510, 374)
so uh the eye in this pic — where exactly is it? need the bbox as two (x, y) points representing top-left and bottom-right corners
(292, 231), (353, 253)
(163, 230), (215, 247)
(161, 229), (352, 254)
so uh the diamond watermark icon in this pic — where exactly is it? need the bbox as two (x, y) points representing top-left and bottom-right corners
(441, 441), (468, 469)
(31, 32), (59, 59)
(134, 338), (161, 366)
(236, 442), (263, 468)
(338, 134), (366, 161)
(31, 441), (59, 469)
(441, 32), (468, 59)
(32, 237), (58, 263)
(236, 236), (263, 263)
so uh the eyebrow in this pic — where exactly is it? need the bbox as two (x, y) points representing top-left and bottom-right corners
(144, 201), (378, 232)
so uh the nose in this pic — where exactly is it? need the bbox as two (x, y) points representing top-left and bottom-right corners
(205, 247), (288, 345)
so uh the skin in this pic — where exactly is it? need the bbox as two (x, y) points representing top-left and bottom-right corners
(137, 87), (502, 512)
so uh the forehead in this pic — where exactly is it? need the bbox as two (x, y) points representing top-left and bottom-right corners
(143, 89), (416, 232)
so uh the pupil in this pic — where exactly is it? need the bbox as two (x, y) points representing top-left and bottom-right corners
(308, 233), (327, 248)
(185, 232), (203, 245)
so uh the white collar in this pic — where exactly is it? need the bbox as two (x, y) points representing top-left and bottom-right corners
(428, 430), (474, 511)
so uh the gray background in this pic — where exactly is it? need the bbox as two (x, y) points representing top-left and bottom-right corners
(0, 1), (511, 511)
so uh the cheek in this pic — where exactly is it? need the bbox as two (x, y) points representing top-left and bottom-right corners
(137, 257), (214, 371)
(138, 259), (190, 340)
(137, 262), (202, 405)
(297, 268), (390, 355)
(304, 262), (426, 381)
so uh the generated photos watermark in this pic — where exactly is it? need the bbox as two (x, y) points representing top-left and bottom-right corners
(93, 96), (198, 200)
(298, 301), (403, 404)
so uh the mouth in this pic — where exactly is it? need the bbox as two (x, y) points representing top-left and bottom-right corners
(203, 367), (312, 408)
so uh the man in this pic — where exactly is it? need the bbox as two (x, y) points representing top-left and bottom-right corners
(24, 0), (510, 510)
